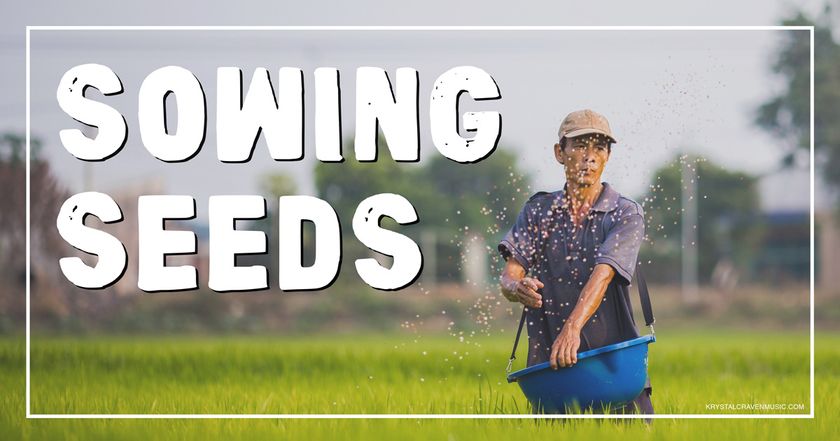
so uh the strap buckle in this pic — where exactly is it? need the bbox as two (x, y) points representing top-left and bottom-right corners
(506, 357), (514, 373)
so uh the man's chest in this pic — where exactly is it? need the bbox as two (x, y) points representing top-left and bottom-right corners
(536, 211), (608, 269)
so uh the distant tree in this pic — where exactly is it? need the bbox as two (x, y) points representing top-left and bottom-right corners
(314, 145), (424, 227)
(0, 133), (72, 328)
(245, 172), (299, 284)
(755, 7), (840, 206)
(641, 155), (762, 283)
(0, 133), (42, 163)
(413, 148), (532, 282)
(314, 143), (428, 278)
(314, 138), (532, 282)
(418, 148), (532, 235)
(260, 173), (298, 198)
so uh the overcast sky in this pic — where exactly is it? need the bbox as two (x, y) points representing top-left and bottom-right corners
(2, 0), (832, 219)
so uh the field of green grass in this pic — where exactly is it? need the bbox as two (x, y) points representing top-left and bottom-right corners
(0, 329), (835, 440)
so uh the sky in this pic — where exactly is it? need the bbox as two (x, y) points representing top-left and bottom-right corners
(1, 0), (833, 219)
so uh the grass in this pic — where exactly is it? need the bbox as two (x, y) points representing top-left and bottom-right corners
(0, 329), (835, 440)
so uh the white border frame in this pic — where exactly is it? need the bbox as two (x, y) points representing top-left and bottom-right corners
(25, 25), (815, 420)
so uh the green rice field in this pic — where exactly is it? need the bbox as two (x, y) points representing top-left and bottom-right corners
(0, 330), (834, 440)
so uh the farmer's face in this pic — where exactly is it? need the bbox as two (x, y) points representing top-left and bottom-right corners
(554, 134), (611, 187)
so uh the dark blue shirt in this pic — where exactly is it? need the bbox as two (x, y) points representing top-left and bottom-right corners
(498, 182), (647, 367)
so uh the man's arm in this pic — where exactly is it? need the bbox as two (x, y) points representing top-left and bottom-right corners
(549, 263), (615, 369)
(499, 258), (544, 308)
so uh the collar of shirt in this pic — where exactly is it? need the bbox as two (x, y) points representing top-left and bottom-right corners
(553, 181), (622, 215)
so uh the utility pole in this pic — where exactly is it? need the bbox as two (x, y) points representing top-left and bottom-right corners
(421, 230), (437, 287)
(681, 154), (699, 304)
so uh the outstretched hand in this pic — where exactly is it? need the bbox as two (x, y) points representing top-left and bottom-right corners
(506, 277), (544, 308)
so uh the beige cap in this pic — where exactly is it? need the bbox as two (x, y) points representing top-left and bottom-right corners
(558, 109), (617, 144)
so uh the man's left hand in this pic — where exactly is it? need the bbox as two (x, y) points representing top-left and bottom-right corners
(550, 324), (581, 369)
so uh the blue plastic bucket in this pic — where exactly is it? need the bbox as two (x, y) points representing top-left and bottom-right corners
(506, 334), (655, 413)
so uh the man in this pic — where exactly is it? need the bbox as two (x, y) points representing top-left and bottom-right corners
(498, 109), (653, 415)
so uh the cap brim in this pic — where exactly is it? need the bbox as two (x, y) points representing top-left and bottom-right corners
(562, 128), (617, 143)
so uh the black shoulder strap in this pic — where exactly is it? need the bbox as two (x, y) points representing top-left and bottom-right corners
(506, 306), (529, 372)
(506, 266), (654, 372)
(635, 265), (655, 327)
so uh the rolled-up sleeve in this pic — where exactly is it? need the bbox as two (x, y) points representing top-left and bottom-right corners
(498, 203), (541, 273)
(596, 204), (646, 285)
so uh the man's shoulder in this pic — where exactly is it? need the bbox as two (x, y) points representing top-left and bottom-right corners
(523, 190), (564, 212)
(594, 183), (644, 218)
(514, 191), (562, 223)
(615, 193), (645, 217)
(526, 191), (552, 203)
(528, 189), (566, 203)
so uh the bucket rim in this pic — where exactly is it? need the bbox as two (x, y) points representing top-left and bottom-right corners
(506, 334), (655, 383)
